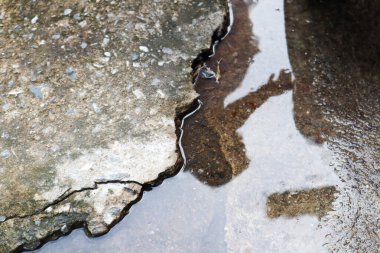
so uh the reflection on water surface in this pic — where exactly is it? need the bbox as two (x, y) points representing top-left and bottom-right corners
(36, 0), (380, 251)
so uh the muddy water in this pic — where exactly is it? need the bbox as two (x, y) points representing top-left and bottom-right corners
(183, 0), (292, 186)
(224, 0), (293, 104)
(33, 0), (380, 252)
(286, 1), (380, 252)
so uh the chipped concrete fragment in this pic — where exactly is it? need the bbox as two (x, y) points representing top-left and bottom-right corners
(0, 0), (227, 251)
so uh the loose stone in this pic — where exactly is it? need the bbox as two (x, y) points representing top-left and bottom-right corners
(131, 52), (139, 61)
(139, 46), (149, 52)
(79, 20), (87, 28)
(73, 13), (81, 20)
(52, 34), (61, 40)
(64, 9), (72, 16)
(31, 15), (38, 24)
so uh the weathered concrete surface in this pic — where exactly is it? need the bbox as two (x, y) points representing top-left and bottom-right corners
(26, 0), (378, 252)
(0, 0), (227, 251)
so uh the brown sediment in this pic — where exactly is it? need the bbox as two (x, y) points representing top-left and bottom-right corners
(266, 186), (338, 219)
(182, 0), (293, 186)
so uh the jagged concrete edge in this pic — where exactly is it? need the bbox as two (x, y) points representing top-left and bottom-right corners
(139, 0), (233, 190)
(12, 3), (233, 253)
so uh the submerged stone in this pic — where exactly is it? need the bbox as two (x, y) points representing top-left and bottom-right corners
(0, 0), (227, 251)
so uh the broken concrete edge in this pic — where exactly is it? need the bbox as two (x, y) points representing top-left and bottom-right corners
(143, 0), (233, 189)
(5, 180), (144, 222)
(8, 3), (233, 253)
(2, 0), (228, 220)
(190, 1), (232, 74)
(13, 183), (142, 253)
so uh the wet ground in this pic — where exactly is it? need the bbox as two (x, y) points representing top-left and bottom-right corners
(286, 1), (380, 251)
(183, 0), (292, 186)
(33, 0), (379, 252)
(0, 0), (229, 251)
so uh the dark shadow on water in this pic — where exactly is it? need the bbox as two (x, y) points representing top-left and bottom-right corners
(286, 0), (380, 251)
(183, 0), (292, 186)
(32, 0), (380, 251)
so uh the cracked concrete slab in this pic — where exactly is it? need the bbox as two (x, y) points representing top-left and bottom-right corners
(0, 0), (228, 251)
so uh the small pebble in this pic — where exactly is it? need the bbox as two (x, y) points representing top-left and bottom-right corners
(1, 149), (10, 158)
(139, 46), (149, 53)
(31, 15), (38, 24)
(92, 103), (101, 113)
(81, 42), (88, 49)
(131, 52), (139, 61)
(151, 78), (161, 86)
(99, 57), (109, 64)
(61, 225), (69, 233)
(104, 52), (111, 57)
(201, 67), (216, 79)
(52, 34), (61, 40)
(65, 67), (77, 80)
(14, 24), (22, 32)
(63, 9), (72, 16)
(73, 13), (81, 20)
(29, 85), (47, 100)
(102, 37), (110, 47)
(162, 47), (173, 55)
(79, 20), (87, 28)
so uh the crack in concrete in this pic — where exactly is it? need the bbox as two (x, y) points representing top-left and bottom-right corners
(1, 180), (144, 223)
(0, 1), (232, 251)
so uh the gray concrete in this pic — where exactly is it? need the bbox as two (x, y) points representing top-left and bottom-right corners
(0, 0), (227, 251)
(36, 1), (379, 252)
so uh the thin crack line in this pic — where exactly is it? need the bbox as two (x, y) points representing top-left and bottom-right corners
(1, 180), (143, 222)
(178, 99), (203, 171)
(179, 0), (233, 171)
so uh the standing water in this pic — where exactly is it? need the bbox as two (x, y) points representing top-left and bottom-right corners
(34, 1), (346, 252)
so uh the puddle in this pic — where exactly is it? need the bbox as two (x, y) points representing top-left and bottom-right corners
(224, 0), (292, 105)
(182, 0), (292, 186)
(34, 91), (340, 253)
(33, 173), (228, 253)
(286, 1), (380, 251)
(33, 1), (345, 252)
(224, 91), (341, 253)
